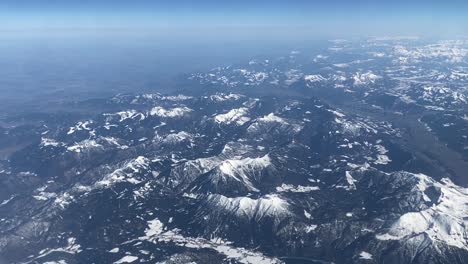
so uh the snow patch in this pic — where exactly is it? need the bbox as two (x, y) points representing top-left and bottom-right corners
(149, 106), (192, 118)
(359, 251), (373, 260)
(276, 184), (320, 193)
(215, 107), (250, 125)
(67, 120), (92, 135)
(109, 247), (119, 253)
(114, 256), (138, 264)
(353, 71), (381, 85)
(104, 110), (145, 122)
(140, 219), (164, 239)
(67, 139), (102, 153)
(40, 138), (63, 147)
(210, 93), (244, 102)
(258, 113), (287, 124)
(304, 74), (326, 83)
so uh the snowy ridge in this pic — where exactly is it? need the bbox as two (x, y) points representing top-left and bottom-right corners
(219, 155), (272, 178)
(209, 93), (244, 102)
(247, 113), (303, 135)
(66, 137), (128, 152)
(258, 113), (288, 124)
(96, 156), (150, 187)
(104, 110), (145, 122)
(161, 94), (193, 101)
(206, 193), (291, 221)
(421, 86), (467, 105)
(304, 74), (327, 83)
(276, 184), (320, 193)
(215, 107), (250, 125)
(168, 157), (221, 187)
(353, 71), (381, 86)
(67, 139), (102, 153)
(376, 173), (468, 250)
(149, 106), (193, 118)
(100, 137), (129, 149)
(392, 41), (468, 64)
(235, 69), (269, 85)
(160, 131), (193, 145)
(193, 155), (274, 194)
(4, 82), (468, 263)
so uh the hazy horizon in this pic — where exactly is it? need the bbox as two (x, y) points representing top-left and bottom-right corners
(1, 0), (467, 39)
(1, 0), (467, 111)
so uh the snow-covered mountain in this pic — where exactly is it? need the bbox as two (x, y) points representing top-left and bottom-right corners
(0, 38), (467, 264)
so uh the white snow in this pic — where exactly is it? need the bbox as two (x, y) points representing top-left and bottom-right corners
(234, 69), (269, 85)
(285, 69), (304, 85)
(206, 193), (291, 221)
(256, 195), (290, 220)
(32, 237), (82, 261)
(376, 174), (468, 250)
(104, 110), (145, 122)
(276, 184), (320, 193)
(67, 139), (102, 153)
(306, 225), (318, 233)
(213, 155), (272, 192)
(327, 109), (346, 118)
(333, 63), (349, 68)
(43, 261), (67, 264)
(353, 71), (381, 85)
(67, 120), (92, 135)
(374, 145), (391, 165)
(138, 218), (283, 264)
(359, 251), (373, 260)
(0, 195), (15, 206)
(144, 228), (282, 264)
(149, 106), (192, 118)
(313, 54), (328, 62)
(53, 192), (74, 209)
(109, 247), (119, 253)
(304, 74), (326, 82)
(369, 51), (386, 57)
(40, 138), (63, 147)
(392, 41), (468, 64)
(247, 113), (301, 134)
(161, 131), (193, 145)
(219, 155), (271, 175)
(142, 219), (164, 238)
(101, 137), (128, 149)
(345, 171), (357, 190)
(215, 107), (250, 125)
(209, 93), (244, 102)
(96, 156), (149, 187)
(162, 94), (193, 101)
(114, 256), (139, 263)
(258, 113), (287, 124)
(33, 188), (57, 201)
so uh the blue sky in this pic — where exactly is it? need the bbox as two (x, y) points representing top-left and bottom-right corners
(1, 0), (467, 38)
